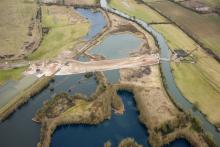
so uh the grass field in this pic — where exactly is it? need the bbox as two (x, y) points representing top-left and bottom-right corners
(28, 6), (89, 60)
(0, 67), (27, 85)
(109, 0), (168, 23)
(153, 24), (220, 126)
(0, 0), (37, 55)
(147, 0), (220, 57)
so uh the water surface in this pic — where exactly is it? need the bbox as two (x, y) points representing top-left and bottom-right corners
(164, 139), (192, 147)
(51, 91), (150, 147)
(75, 8), (106, 41)
(104, 69), (120, 84)
(90, 33), (143, 59)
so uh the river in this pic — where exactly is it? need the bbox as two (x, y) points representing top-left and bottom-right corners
(100, 0), (220, 146)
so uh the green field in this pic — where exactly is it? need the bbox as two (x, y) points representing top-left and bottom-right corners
(109, 0), (168, 23)
(0, 67), (27, 85)
(153, 24), (220, 126)
(0, 0), (37, 55)
(28, 6), (89, 60)
(147, 0), (220, 57)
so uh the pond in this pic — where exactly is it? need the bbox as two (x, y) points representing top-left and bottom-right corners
(51, 90), (150, 147)
(90, 33), (143, 59)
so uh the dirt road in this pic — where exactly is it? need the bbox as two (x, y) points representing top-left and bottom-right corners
(56, 54), (159, 75)
(25, 54), (159, 77)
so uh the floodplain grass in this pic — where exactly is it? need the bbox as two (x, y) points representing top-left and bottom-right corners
(0, 0), (37, 55)
(152, 24), (220, 126)
(0, 67), (27, 86)
(28, 6), (90, 60)
(109, 0), (168, 23)
(147, 0), (220, 57)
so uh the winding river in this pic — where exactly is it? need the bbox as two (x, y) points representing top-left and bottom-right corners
(100, 0), (220, 145)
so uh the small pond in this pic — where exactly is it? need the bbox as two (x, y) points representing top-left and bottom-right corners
(90, 33), (143, 59)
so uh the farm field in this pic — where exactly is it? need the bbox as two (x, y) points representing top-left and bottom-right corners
(0, 0), (37, 56)
(146, 0), (220, 57)
(109, 0), (169, 23)
(172, 0), (220, 11)
(28, 6), (89, 60)
(152, 24), (220, 127)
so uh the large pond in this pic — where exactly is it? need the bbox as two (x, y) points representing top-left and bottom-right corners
(75, 8), (106, 41)
(51, 90), (150, 147)
(100, 0), (220, 146)
(90, 33), (143, 59)
(0, 74), (97, 147)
